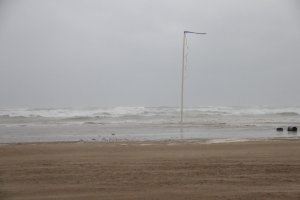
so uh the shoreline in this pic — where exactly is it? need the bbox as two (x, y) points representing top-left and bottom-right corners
(1, 123), (298, 145)
(0, 136), (299, 146)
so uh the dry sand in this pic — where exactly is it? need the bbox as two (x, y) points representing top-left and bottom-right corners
(0, 140), (300, 200)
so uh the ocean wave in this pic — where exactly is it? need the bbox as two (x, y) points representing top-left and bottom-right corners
(0, 107), (149, 118)
(0, 106), (300, 125)
(275, 112), (299, 116)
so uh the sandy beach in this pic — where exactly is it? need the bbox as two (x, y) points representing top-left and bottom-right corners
(0, 139), (299, 200)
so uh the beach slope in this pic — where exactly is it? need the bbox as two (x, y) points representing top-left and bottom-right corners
(0, 140), (300, 199)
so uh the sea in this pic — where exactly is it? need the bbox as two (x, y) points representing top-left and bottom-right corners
(0, 106), (299, 143)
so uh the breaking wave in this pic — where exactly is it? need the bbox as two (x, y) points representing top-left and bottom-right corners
(0, 106), (300, 126)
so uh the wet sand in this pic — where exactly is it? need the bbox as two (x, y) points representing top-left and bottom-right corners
(0, 140), (300, 200)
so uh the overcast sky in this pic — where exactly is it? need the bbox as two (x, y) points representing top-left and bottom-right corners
(0, 0), (299, 108)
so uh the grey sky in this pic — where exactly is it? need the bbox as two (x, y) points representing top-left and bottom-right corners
(0, 0), (299, 107)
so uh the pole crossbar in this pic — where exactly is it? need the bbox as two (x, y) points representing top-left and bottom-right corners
(184, 31), (206, 35)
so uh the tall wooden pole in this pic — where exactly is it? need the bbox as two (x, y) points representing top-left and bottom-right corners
(180, 32), (186, 124)
(180, 31), (206, 124)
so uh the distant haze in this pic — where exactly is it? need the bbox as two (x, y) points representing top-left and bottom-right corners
(0, 0), (299, 108)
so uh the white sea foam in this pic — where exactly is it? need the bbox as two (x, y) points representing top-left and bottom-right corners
(0, 107), (148, 118)
(205, 138), (251, 144)
(0, 106), (300, 128)
(1, 106), (300, 118)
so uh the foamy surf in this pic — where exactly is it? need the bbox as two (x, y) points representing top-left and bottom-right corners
(0, 106), (299, 143)
(1, 106), (300, 127)
(205, 138), (251, 144)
